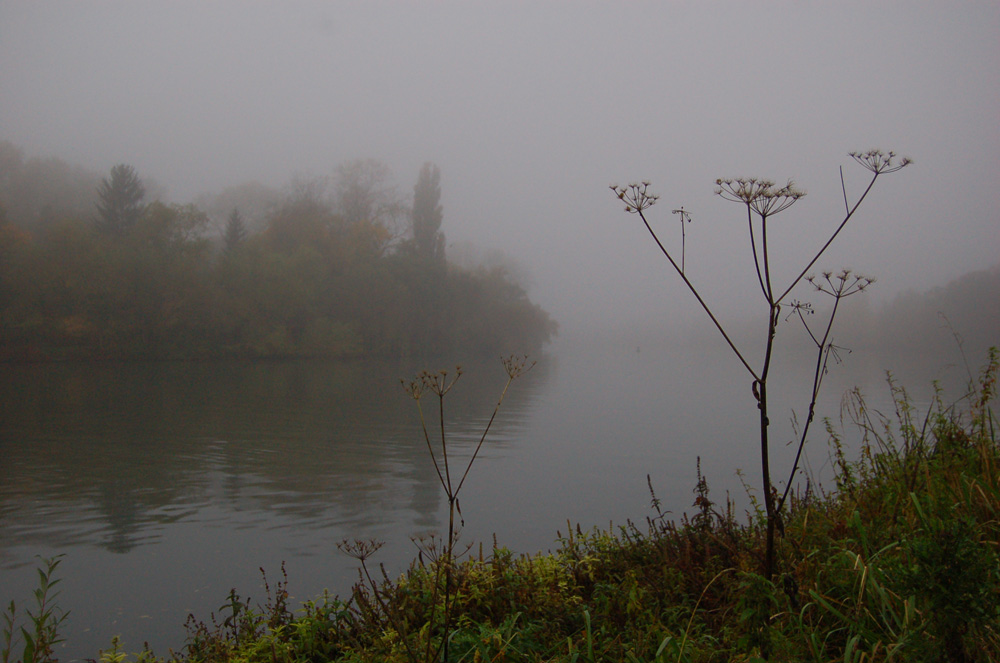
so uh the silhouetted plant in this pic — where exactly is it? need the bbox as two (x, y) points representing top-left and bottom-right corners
(336, 356), (534, 663)
(611, 150), (911, 584)
(777, 269), (874, 514)
(401, 355), (534, 663)
(671, 206), (693, 274)
(335, 537), (426, 662)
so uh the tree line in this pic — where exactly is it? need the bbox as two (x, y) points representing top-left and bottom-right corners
(864, 262), (999, 357)
(0, 141), (557, 360)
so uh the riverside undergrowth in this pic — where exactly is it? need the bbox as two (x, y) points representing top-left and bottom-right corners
(11, 349), (999, 663)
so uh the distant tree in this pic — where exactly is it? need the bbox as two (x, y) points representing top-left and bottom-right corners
(334, 159), (406, 231)
(223, 208), (248, 253)
(95, 164), (146, 236)
(138, 201), (209, 249)
(264, 183), (340, 256)
(412, 162), (445, 263)
(194, 180), (281, 235)
(0, 141), (101, 229)
(0, 141), (25, 196)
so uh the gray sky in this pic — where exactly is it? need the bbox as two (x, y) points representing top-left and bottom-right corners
(2, 1), (997, 333)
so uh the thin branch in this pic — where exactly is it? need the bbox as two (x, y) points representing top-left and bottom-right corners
(778, 271), (871, 513)
(839, 166), (849, 216)
(776, 172), (880, 304)
(416, 400), (447, 492)
(438, 393), (453, 496)
(761, 213), (775, 304)
(747, 205), (768, 300)
(637, 208), (759, 381)
(777, 298), (839, 514)
(455, 374), (517, 495)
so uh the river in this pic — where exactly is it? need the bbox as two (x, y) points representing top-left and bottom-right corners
(0, 330), (983, 660)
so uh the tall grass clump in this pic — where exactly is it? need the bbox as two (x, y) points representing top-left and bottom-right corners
(799, 347), (1000, 662)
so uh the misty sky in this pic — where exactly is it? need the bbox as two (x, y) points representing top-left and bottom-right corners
(2, 2), (997, 334)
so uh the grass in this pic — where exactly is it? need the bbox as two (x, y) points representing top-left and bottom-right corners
(8, 349), (999, 662)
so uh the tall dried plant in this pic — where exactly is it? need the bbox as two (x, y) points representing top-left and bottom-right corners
(611, 150), (911, 581)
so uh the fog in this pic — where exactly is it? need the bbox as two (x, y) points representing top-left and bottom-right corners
(2, 1), (997, 336)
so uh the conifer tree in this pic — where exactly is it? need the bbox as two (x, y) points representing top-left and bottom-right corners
(223, 208), (248, 253)
(95, 164), (146, 237)
(412, 162), (445, 263)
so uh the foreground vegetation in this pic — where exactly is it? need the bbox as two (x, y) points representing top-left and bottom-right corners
(5, 351), (997, 663)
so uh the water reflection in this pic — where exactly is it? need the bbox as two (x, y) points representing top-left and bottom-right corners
(0, 357), (547, 564)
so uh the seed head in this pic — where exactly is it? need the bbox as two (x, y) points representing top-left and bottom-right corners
(715, 177), (805, 217)
(786, 300), (815, 319)
(502, 354), (536, 379)
(809, 268), (877, 297)
(610, 182), (659, 214)
(849, 149), (912, 174)
(337, 538), (385, 561)
(403, 367), (463, 399)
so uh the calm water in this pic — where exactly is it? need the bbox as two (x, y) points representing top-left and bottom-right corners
(0, 331), (979, 660)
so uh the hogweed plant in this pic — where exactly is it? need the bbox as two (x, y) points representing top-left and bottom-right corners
(402, 355), (533, 663)
(340, 356), (533, 663)
(777, 270), (874, 512)
(611, 150), (911, 582)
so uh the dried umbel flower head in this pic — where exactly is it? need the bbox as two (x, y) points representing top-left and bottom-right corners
(401, 377), (424, 400)
(609, 182), (659, 213)
(850, 149), (912, 174)
(715, 177), (805, 217)
(786, 300), (815, 319)
(806, 269), (875, 296)
(336, 538), (385, 561)
(501, 354), (535, 379)
(401, 366), (464, 399)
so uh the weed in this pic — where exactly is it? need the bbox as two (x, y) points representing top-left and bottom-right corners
(334, 356), (534, 663)
(900, 498), (998, 661)
(1, 555), (69, 663)
(611, 150), (911, 583)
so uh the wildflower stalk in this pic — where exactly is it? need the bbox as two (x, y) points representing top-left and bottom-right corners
(612, 150), (910, 583)
(777, 271), (875, 514)
(400, 356), (534, 663)
(778, 150), (910, 303)
(616, 183), (759, 381)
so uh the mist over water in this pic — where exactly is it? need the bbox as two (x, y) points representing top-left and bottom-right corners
(1, 2), (998, 660)
(2, 2), (998, 333)
(1, 331), (984, 660)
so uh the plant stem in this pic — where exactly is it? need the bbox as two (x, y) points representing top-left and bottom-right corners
(776, 172), (880, 304)
(637, 208), (759, 381)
